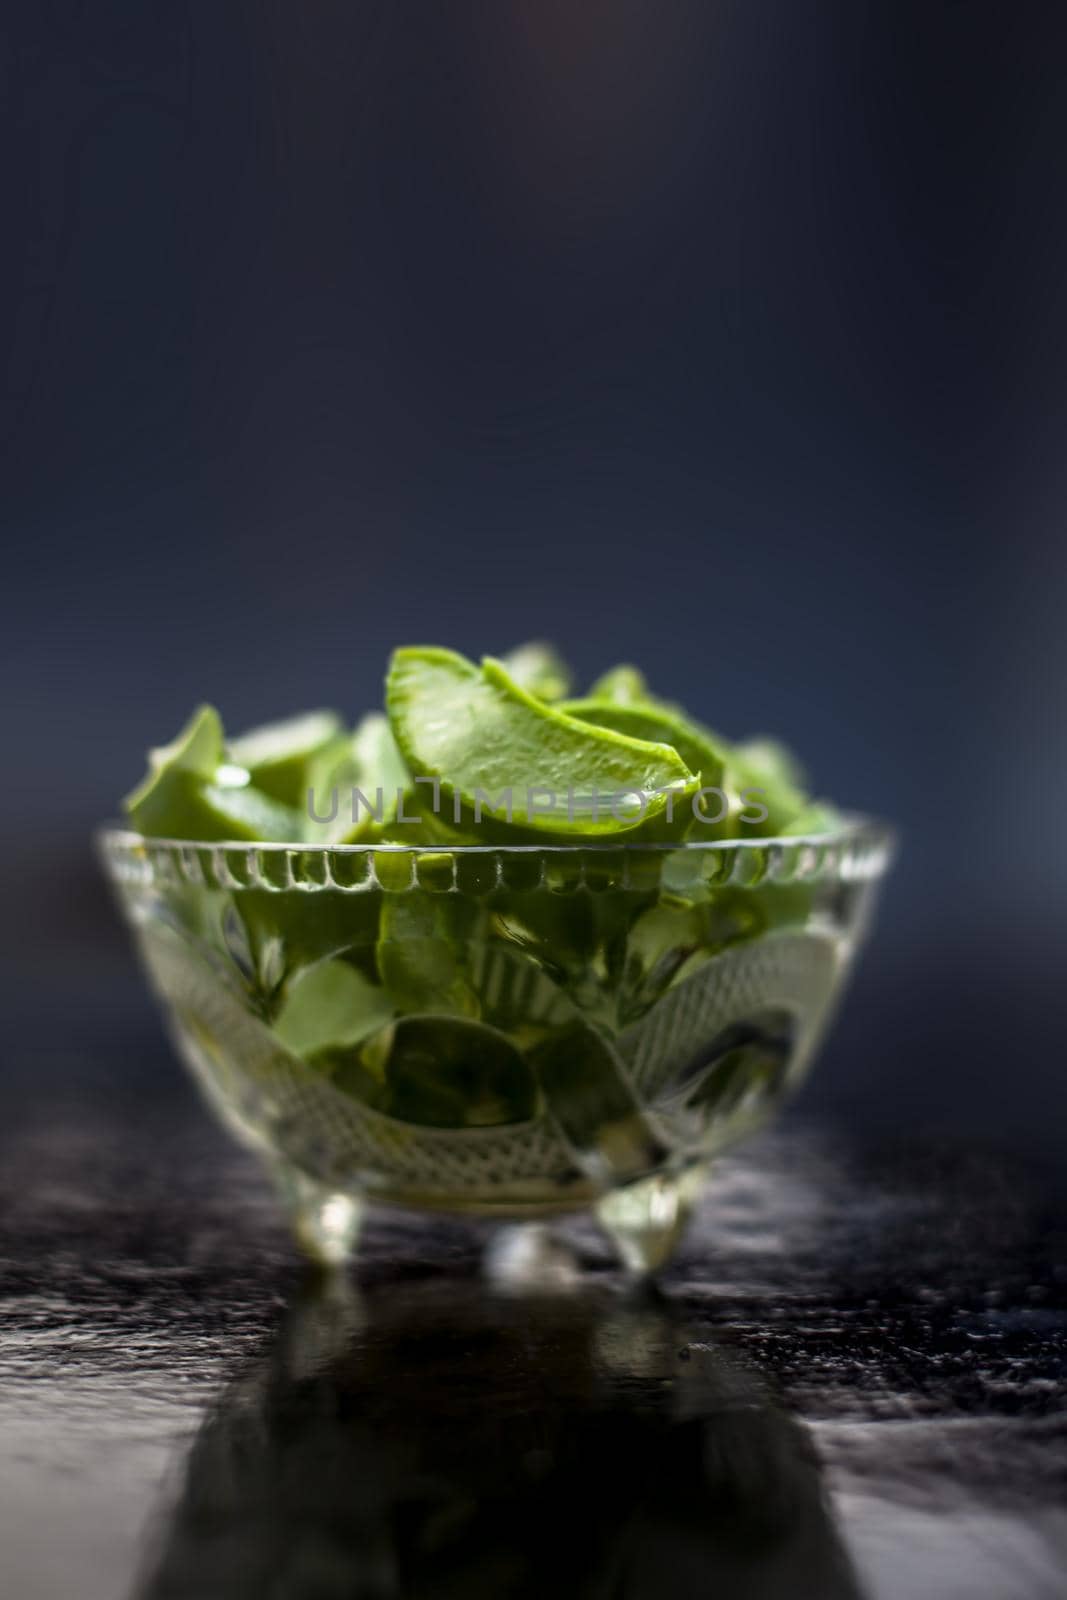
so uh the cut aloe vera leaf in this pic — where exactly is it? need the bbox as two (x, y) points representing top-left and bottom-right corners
(370, 796), (448, 845)
(126, 703), (225, 795)
(525, 1021), (672, 1181)
(721, 734), (816, 837)
(744, 880), (816, 934)
(499, 640), (572, 701)
(383, 1015), (538, 1127)
(488, 874), (661, 1037)
(124, 704), (224, 825)
(273, 958), (393, 1058)
(228, 710), (344, 808)
(352, 711), (408, 791)
(491, 891), (599, 979)
(386, 647), (698, 840)
(378, 935), (479, 1018)
(306, 1037), (392, 1110)
(575, 677), (751, 837)
(735, 737), (808, 795)
(586, 664), (655, 706)
(306, 712), (412, 844)
(470, 934), (675, 1166)
(722, 752), (809, 836)
(617, 847), (816, 1016)
(123, 703), (305, 841)
(620, 889), (775, 1017)
(780, 801), (842, 836)
(232, 884), (383, 990)
(303, 733), (361, 842)
(620, 898), (711, 1012)
(343, 712), (411, 840)
(199, 783), (304, 841)
(126, 767), (301, 842)
(563, 698), (726, 828)
(377, 887), (485, 1017)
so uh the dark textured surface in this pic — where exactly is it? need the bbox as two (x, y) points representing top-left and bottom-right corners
(1, 1052), (1065, 1600)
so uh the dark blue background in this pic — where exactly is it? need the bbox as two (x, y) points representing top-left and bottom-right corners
(3, 3), (1065, 1160)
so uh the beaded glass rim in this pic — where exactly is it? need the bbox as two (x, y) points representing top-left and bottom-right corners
(97, 816), (895, 895)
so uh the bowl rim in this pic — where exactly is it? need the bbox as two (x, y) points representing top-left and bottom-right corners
(96, 812), (894, 856)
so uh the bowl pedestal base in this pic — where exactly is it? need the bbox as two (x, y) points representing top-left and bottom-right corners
(268, 1158), (707, 1276)
(594, 1164), (706, 1274)
(269, 1162), (366, 1267)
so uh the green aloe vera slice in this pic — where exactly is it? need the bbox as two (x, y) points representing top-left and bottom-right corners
(386, 647), (698, 840)
(563, 697), (726, 820)
(124, 705), (301, 841)
(780, 801), (842, 836)
(346, 712), (411, 839)
(734, 737), (807, 795)
(305, 1036), (392, 1110)
(273, 958), (393, 1058)
(575, 675), (831, 844)
(231, 885), (383, 991)
(499, 640), (573, 702)
(586, 664), (657, 706)
(306, 712), (412, 844)
(577, 674), (761, 836)
(525, 1021), (672, 1180)
(352, 710), (409, 792)
(722, 750), (807, 836)
(377, 885), (486, 1017)
(124, 704), (223, 811)
(730, 739), (840, 836)
(384, 1015), (538, 1127)
(126, 774), (301, 843)
(722, 735), (810, 835)
(228, 710), (343, 809)
(563, 699), (723, 786)
(576, 684), (825, 837)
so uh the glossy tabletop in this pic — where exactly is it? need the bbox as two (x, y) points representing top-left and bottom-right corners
(1, 1055), (1064, 1600)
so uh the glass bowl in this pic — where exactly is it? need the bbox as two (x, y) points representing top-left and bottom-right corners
(98, 820), (894, 1271)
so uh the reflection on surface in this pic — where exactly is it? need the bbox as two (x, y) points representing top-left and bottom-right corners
(137, 1271), (863, 1599)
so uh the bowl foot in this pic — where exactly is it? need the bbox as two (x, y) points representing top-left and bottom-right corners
(484, 1222), (585, 1292)
(595, 1165), (705, 1275)
(270, 1162), (364, 1267)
